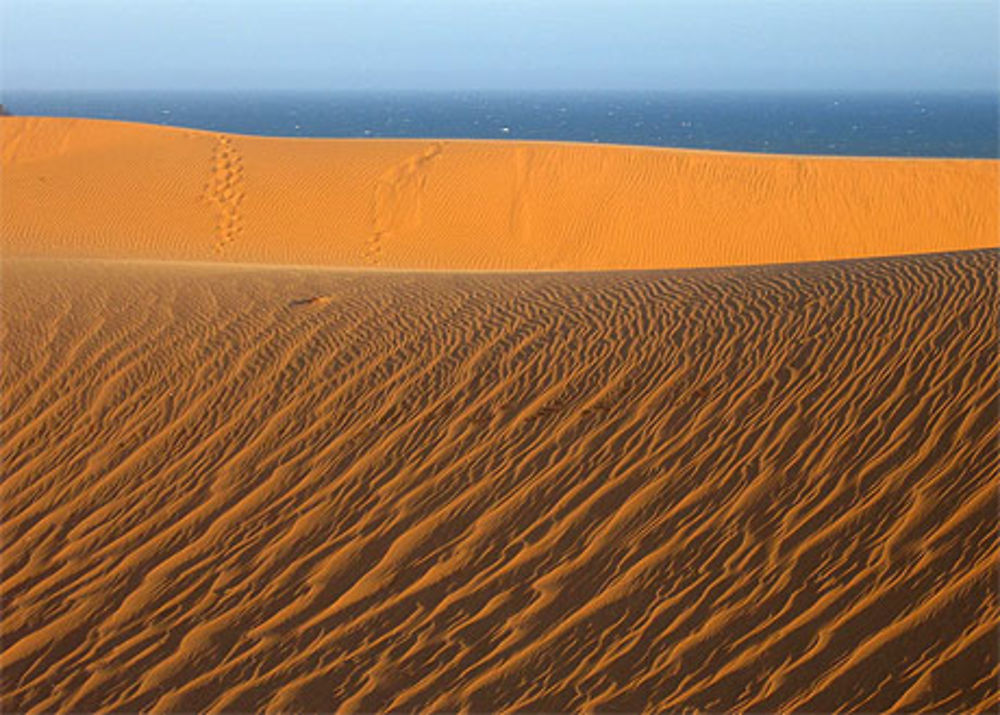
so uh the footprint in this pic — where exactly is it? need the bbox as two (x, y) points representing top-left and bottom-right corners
(369, 142), (443, 266)
(204, 135), (246, 255)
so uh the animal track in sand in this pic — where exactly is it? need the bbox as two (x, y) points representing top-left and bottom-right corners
(203, 135), (246, 255)
(369, 142), (444, 266)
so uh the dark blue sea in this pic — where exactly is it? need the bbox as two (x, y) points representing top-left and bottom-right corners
(4, 91), (997, 158)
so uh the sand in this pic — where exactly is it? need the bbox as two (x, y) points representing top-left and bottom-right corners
(1, 117), (998, 712)
(2, 116), (997, 269)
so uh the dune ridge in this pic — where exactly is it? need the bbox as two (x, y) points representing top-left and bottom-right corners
(2, 116), (997, 270)
(2, 250), (998, 712)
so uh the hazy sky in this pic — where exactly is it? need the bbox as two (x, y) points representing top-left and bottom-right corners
(2, 0), (997, 92)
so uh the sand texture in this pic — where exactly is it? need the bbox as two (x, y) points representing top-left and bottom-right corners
(2, 116), (997, 270)
(2, 116), (997, 712)
(2, 250), (998, 712)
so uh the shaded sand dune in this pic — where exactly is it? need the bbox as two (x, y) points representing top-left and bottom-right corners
(2, 251), (997, 712)
(2, 117), (997, 270)
(2, 116), (997, 711)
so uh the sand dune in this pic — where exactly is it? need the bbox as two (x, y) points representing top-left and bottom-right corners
(2, 116), (997, 711)
(2, 250), (997, 712)
(2, 116), (997, 270)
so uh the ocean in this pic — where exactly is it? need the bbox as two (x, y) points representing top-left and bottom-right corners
(4, 90), (997, 158)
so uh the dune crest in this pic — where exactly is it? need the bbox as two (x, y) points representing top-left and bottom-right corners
(2, 116), (996, 270)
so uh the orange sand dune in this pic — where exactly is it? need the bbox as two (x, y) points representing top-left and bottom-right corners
(2, 251), (998, 712)
(2, 116), (997, 270)
(2, 116), (998, 712)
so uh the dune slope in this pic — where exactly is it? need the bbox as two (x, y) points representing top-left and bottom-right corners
(2, 250), (997, 712)
(2, 116), (997, 270)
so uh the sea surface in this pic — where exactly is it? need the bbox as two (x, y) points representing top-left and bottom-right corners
(4, 90), (997, 157)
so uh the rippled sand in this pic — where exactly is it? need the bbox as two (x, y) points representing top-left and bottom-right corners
(3, 251), (997, 712)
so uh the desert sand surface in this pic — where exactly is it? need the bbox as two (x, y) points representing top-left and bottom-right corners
(2, 249), (998, 712)
(2, 116), (999, 712)
(2, 116), (997, 269)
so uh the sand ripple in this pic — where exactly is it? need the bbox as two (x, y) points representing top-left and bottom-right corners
(2, 250), (997, 712)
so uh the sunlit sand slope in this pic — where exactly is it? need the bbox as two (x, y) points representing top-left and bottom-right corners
(2, 250), (997, 712)
(2, 116), (996, 269)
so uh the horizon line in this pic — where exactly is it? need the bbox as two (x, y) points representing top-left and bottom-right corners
(4, 87), (999, 95)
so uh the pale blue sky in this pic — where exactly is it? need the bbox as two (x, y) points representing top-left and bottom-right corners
(2, 0), (997, 92)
